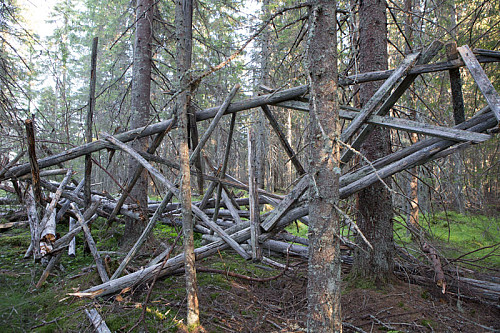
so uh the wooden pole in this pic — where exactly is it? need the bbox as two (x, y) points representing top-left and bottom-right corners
(247, 129), (262, 261)
(25, 118), (43, 207)
(85, 37), (98, 208)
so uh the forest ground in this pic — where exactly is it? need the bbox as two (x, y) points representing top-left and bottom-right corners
(0, 214), (499, 332)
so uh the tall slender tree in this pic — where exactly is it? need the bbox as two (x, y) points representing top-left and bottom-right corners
(352, 0), (395, 283)
(306, 1), (342, 331)
(125, 0), (154, 243)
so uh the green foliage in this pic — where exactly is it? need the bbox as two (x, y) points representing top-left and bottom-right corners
(394, 211), (500, 268)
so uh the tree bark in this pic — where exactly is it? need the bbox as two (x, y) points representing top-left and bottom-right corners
(125, 0), (153, 243)
(175, 0), (200, 329)
(352, 0), (395, 284)
(306, 1), (342, 332)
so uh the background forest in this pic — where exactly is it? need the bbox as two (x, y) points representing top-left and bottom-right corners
(0, 0), (499, 331)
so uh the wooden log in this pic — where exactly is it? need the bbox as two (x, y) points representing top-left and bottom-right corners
(19, 168), (70, 180)
(110, 191), (176, 279)
(341, 109), (490, 143)
(273, 102), (490, 142)
(68, 217), (76, 257)
(213, 113), (237, 222)
(24, 186), (41, 260)
(25, 118), (43, 207)
(39, 169), (73, 243)
(108, 130), (170, 224)
(82, 206), (308, 296)
(261, 175), (309, 231)
(422, 242), (446, 293)
(247, 129), (262, 261)
(341, 41), (444, 165)
(340, 106), (493, 188)
(458, 45), (500, 123)
(340, 52), (420, 143)
(261, 105), (305, 175)
(85, 37), (99, 207)
(51, 204), (100, 254)
(36, 252), (63, 288)
(70, 202), (109, 283)
(103, 133), (251, 260)
(339, 111), (498, 199)
(85, 308), (111, 333)
(0, 150), (25, 179)
(446, 41), (465, 125)
(56, 178), (85, 221)
(0, 221), (28, 231)
(219, 188), (243, 224)
(3, 85), (309, 181)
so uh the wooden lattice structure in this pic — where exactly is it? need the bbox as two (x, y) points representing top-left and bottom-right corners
(0, 41), (499, 303)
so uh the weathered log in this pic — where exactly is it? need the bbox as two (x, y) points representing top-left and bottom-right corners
(458, 45), (500, 122)
(422, 242), (446, 293)
(39, 169), (73, 244)
(339, 111), (498, 198)
(341, 40), (444, 165)
(68, 217), (76, 257)
(104, 133), (251, 260)
(340, 52), (420, 143)
(36, 252), (63, 288)
(24, 186), (41, 260)
(261, 104), (305, 175)
(82, 206), (308, 296)
(85, 37), (98, 207)
(247, 129), (262, 261)
(446, 42), (465, 125)
(25, 119), (43, 206)
(85, 307), (111, 333)
(213, 113), (237, 222)
(71, 202), (109, 283)
(261, 175), (309, 232)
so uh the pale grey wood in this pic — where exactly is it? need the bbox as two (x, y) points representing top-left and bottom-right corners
(247, 129), (262, 261)
(82, 206), (308, 296)
(38, 169), (73, 235)
(341, 40), (444, 165)
(24, 186), (41, 260)
(341, 110), (490, 142)
(68, 217), (76, 257)
(340, 52), (420, 143)
(458, 45), (500, 122)
(85, 308), (112, 333)
(261, 175), (309, 231)
(103, 133), (251, 260)
(70, 202), (109, 283)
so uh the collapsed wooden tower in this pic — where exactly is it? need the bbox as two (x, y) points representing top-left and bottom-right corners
(0, 41), (499, 303)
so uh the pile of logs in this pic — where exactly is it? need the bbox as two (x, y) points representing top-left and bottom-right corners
(0, 42), (499, 309)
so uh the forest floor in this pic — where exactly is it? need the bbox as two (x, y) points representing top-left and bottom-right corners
(0, 217), (499, 332)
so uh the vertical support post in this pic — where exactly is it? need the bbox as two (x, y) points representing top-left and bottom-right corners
(25, 118), (43, 207)
(446, 41), (465, 125)
(248, 128), (261, 261)
(85, 37), (98, 207)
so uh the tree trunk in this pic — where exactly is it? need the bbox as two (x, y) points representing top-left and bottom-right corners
(352, 0), (395, 284)
(125, 0), (153, 243)
(306, 1), (342, 332)
(175, 0), (200, 329)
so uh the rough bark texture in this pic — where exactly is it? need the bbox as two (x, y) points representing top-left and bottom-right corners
(125, 0), (153, 242)
(353, 0), (395, 283)
(306, 1), (342, 332)
(175, 0), (200, 329)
